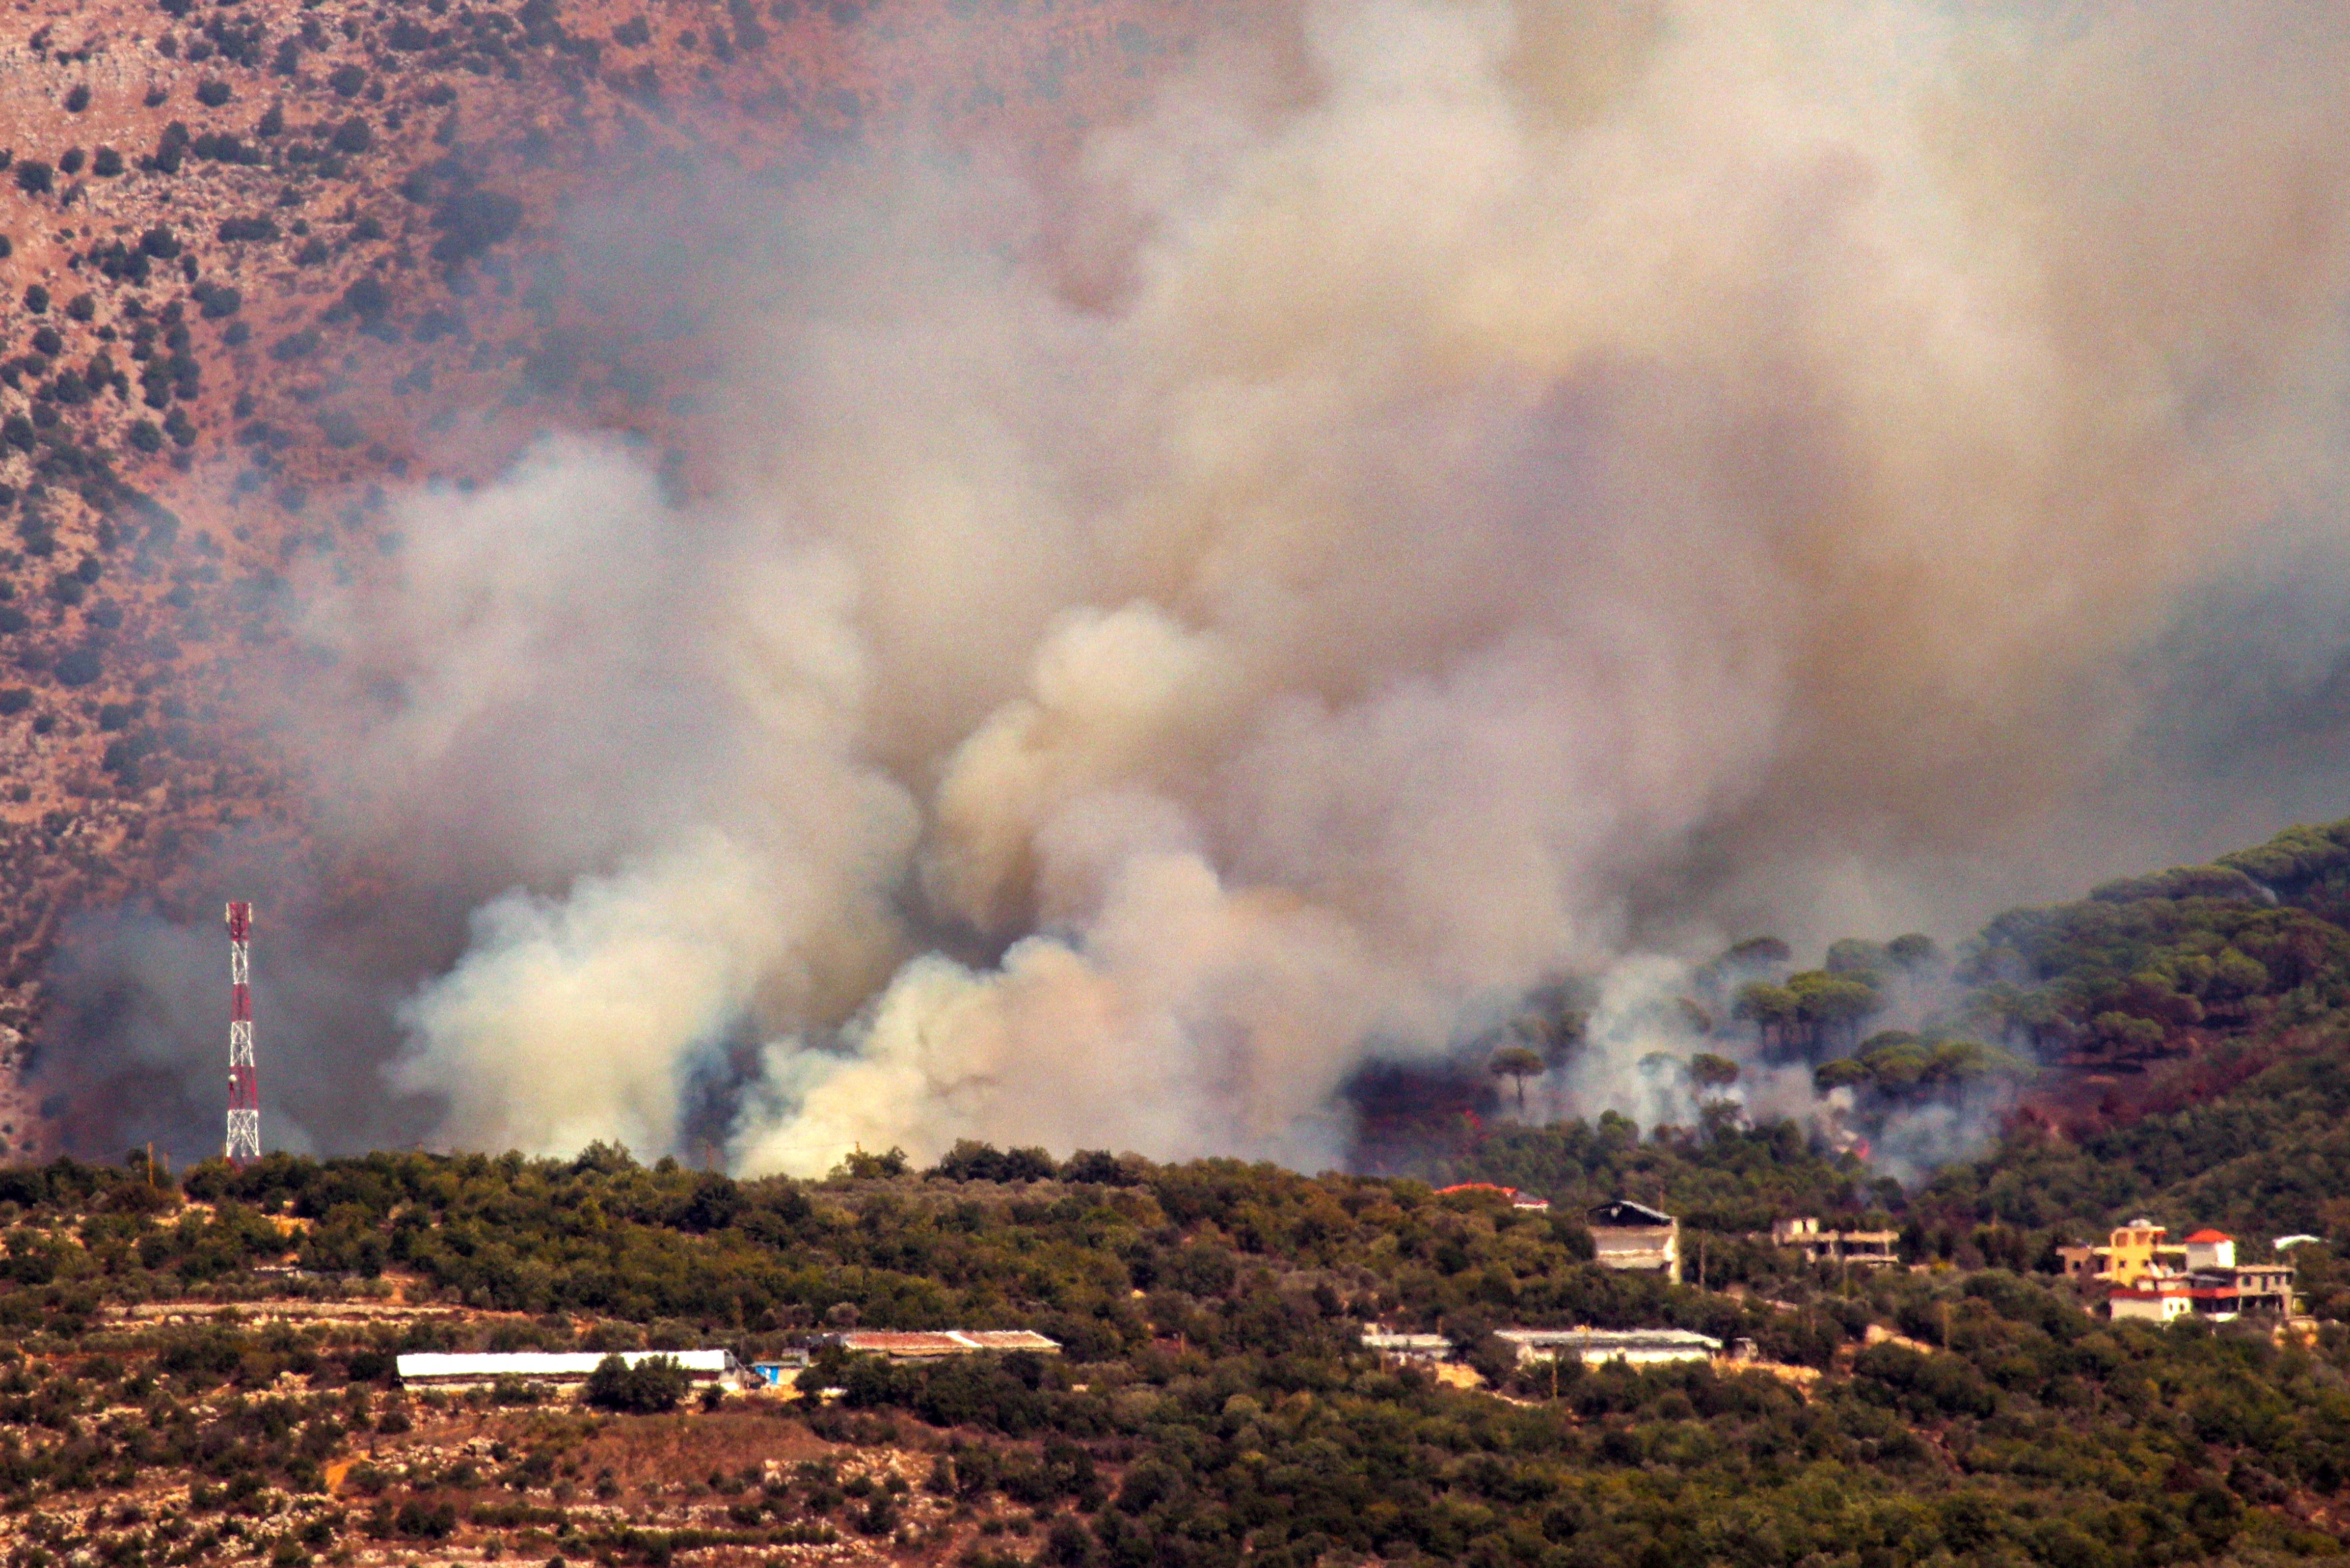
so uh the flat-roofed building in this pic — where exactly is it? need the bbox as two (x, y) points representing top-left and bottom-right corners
(1588, 1200), (1681, 1283)
(2109, 1262), (2296, 1323)
(821, 1330), (1062, 1362)
(394, 1349), (743, 1388)
(1357, 1327), (1726, 1368)
(1495, 1328), (1721, 1367)
(2220, 1263), (2297, 1315)
(748, 1351), (811, 1387)
(2065, 1221), (2295, 1312)
(2109, 1281), (2196, 1324)
(2056, 1243), (2101, 1281)
(2184, 1261), (2296, 1318)
(1770, 1217), (1901, 1267)
(1360, 1332), (1454, 1364)
(2103, 1218), (2187, 1285)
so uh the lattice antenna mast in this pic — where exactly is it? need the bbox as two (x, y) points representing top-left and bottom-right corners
(225, 902), (259, 1165)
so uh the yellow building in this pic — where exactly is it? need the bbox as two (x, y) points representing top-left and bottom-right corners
(2056, 1218), (2186, 1286)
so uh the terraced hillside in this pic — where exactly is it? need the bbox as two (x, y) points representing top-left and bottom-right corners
(4, 1146), (2350, 1567)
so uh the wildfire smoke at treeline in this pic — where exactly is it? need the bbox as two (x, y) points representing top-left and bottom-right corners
(38, 0), (2350, 1175)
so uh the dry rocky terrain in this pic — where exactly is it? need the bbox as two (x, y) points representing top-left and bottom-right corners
(0, 1321), (1065, 1568)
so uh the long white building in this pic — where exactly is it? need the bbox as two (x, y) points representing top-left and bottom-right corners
(1360, 1326), (1725, 1368)
(1496, 1328), (1721, 1367)
(394, 1349), (743, 1387)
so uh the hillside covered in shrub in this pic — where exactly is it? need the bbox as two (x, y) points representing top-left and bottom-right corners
(11, 819), (2350, 1565)
(3, 1129), (2350, 1566)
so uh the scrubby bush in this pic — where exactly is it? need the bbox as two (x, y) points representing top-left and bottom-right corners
(194, 79), (231, 107)
(339, 275), (390, 323)
(932, 1142), (1060, 1183)
(582, 1355), (690, 1414)
(188, 130), (259, 166)
(430, 187), (523, 266)
(52, 646), (100, 687)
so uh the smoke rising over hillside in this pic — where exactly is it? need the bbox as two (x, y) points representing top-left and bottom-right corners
(47, 0), (2350, 1172)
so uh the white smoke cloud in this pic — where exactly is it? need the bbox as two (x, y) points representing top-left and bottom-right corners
(735, 847), (1380, 1175)
(394, 834), (777, 1160)
(268, 0), (2350, 1174)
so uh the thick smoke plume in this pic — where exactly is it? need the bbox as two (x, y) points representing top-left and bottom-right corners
(51, 1), (2350, 1172)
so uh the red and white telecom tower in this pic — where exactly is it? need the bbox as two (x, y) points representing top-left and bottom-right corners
(224, 902), (259, 1165)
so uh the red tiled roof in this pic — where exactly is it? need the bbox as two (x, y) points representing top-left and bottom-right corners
(2184, 1230), (2233, 1243)
(1436, 1182), (1552, 1208)
(835, 1329), (1063, 1356)
(840, 1332), (969, 1355)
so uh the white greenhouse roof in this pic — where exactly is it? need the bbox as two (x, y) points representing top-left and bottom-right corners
(396, 1349), (739, 1381)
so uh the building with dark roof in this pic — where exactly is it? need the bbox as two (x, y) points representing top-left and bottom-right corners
(1588, 1199), (1680, 1283)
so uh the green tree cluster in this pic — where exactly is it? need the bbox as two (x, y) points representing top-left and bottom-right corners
(582, 1353), (689, 1414)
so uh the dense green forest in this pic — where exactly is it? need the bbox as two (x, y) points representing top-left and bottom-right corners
(13, 817), (2350, 1565)
(4, 1140), (2350, 1567)
(1419, 816), (2350, 1257)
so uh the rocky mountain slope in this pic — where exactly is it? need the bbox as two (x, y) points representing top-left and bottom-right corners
(0, 0), (1226, 1155)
